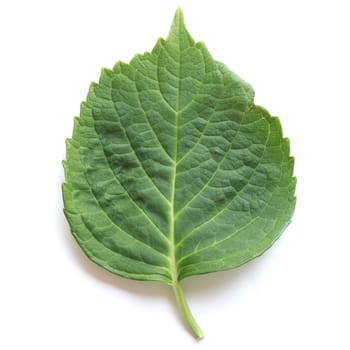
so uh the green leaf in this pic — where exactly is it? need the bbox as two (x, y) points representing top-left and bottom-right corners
(62, 7), (296, 338)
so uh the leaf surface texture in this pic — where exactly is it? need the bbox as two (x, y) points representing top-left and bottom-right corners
(63, 8), (296, 337)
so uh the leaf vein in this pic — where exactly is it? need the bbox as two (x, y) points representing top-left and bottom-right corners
(88, 96), (170, 244)
(176, 114), (268, 247)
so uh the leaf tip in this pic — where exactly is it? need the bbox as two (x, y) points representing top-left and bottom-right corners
(174, 6), (184, 22)
(167, 7), (194, 46)
(169, 7), (185, 35)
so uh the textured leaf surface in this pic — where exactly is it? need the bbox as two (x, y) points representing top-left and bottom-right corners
(62, 8), (296, 337)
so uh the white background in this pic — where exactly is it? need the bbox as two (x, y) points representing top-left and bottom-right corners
(1, 0), (349, 349)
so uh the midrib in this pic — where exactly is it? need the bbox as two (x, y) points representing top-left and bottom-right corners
(169, 120), (178, 283)
(169, 38), (181, 284)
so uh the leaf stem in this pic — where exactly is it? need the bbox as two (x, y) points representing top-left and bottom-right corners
(173, 281), (204, 339)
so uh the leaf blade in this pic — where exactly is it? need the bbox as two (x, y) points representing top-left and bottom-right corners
(63, 7), (296, 336)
